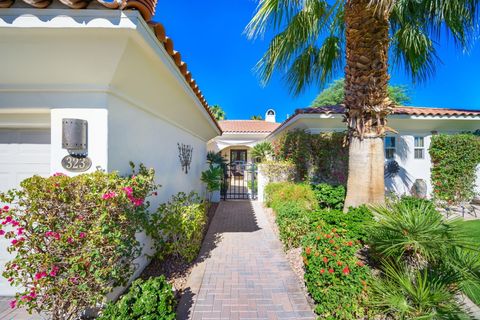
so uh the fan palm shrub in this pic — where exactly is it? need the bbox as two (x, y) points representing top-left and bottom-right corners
(368, 200), (480, 318)
(368, 200), (469, 269)
(370, 261), (469, 319)
(246, 0), (479, 209)
(251, 141), (274, 162)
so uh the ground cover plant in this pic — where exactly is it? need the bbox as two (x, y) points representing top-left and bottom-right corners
(302, 229), (371, 318)
(0, 165), (157, 320)
(264, 182), (374, 318)
(98, 276), (176, 320)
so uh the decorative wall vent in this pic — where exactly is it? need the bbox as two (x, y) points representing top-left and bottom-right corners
(178, 143), (193, 174)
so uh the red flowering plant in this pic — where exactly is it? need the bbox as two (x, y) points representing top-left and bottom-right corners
(0, 163), (158, 320)
(302, 226), (371, 319)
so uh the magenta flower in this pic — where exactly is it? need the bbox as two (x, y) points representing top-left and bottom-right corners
(50, 266), (60, 277)
(0, 230), (5, 236)
(122, 187), (133, 196)
(3, 206), (9, 211)
(29, 291), (37, 299)
(11, 239), (18, 246)
(67, 237), (74, 244)
(70, 277), (79, 285)
(79, 232), (86, 239)
(4, 216), (12, 224)
(34, 271), (47, 280)
(102, 191), (117, 200)
(16, 228), (24, 236)
(9, 299), (16, 309)
(7, 278), (13, 282)
(132, 198), (144, 207)
(11, 220), (19, 227)
(45, 231), (60, 240)
(53, 172), (66, 177)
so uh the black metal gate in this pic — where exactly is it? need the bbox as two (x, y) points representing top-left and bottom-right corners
(221, 162), (257, 200)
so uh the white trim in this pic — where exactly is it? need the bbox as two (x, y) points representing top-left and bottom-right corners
(0, 9), (220, 136)
(0, 108), (51, 128)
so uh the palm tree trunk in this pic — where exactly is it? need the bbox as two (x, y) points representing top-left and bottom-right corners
(343, 0), (392, 210)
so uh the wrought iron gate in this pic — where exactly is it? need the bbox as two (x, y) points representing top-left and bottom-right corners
(221, 162), (257, 200)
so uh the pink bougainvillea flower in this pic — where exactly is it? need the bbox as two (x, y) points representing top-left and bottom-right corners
(9, 299), (16, 309)
(11, 220), (19, 227)
(4, 216), (12, 224)
(70, 277), (79, 285)
(21, 295), (32, 302)
(67, 237), (74, 244)
(17, 228), (24, 236)
(29, 291), (37, 299)
(11, 239), (18, 246)
(34, 271), (47, 280)
(102, 191), (117, 200)
(122, 187), (133, 196)
(7, 278), (13, 282)
(45, 231), (60, 240)
(79, 232), (86, 239)
(50, 266), (60, 277)
(0, 230), (5, 236)
(132, 198), (144, 207)
(3, 206), (9, 211)
(53, 172), (66, 177)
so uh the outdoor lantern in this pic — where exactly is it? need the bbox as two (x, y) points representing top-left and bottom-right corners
(62, 118), (88, 157)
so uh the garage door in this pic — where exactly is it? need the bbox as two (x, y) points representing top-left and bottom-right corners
(0, 129), (51, 295)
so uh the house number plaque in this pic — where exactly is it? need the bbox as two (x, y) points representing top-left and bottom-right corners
(61, 155), (92, 172)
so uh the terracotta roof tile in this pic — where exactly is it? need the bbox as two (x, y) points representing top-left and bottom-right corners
(219, 120), (280, 133)
(0, 0), (221, 133)
(295, 105), (480, 117)
(270, 105), (480, 137)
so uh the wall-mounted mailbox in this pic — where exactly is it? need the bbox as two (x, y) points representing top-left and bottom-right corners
(62, 118), (88, 157)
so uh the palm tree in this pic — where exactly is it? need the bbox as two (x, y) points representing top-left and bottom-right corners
(251, 115), (264, 120)
(251, 141), (274, 162)
(209, 104), (226, 121)
(246, 0), (478, 209)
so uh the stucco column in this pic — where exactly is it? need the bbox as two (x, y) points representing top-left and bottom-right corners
(257, 164), (267, 203)
(50, 108), (108, 175)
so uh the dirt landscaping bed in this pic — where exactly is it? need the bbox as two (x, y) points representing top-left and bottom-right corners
(139, 202), (218, 306)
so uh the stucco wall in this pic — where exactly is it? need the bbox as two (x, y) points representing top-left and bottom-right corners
(107, 94), (208, 290)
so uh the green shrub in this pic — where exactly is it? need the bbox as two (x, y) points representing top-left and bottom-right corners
(398, 195), (436, 211)
(0, 166), (158, 320)
(98, 276), (176, 320)
(146, 192), (207, 263)
(368, 199), (468, 267)
(430, 133), (480, 204)
(302, 228), (371, 319)
(311, 183), (346, 210)
(264, 182), (318, 211)
(274, 201), (313, 248)
(316, 206), (373, 242)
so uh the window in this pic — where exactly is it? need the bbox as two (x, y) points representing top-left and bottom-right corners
(414, 136), (425, 159)
(385, 137), (396, 159)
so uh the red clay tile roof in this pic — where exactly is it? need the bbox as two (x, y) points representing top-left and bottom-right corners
(0, 0), (221, 133)
(295, 105), (480, 117)
(269, 105), (480, 137)
(219, 120), (280, 133)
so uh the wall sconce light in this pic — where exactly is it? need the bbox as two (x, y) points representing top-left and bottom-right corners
(178, 143), (193, 174)
(62, 118), (88, 157)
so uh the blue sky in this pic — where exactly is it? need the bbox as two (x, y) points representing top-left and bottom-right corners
(155, 1), (480, 122)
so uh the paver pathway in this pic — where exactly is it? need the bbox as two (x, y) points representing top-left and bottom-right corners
(177, 201), (315, 320)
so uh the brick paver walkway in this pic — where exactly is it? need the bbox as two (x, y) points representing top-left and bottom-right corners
(177, 201), (315, 320)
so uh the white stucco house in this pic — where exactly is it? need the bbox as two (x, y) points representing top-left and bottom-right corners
(0, 0), (221, 295)
(208, 109), (280, 164)
(267, 105), (480, 198)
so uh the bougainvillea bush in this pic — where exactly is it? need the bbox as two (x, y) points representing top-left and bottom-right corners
(146, 192), (207, 263)
(302, 228), (371, 319)
(0, 166), (157, 320)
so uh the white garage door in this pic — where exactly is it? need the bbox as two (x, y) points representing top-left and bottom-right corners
(0, 129), (51, 295)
